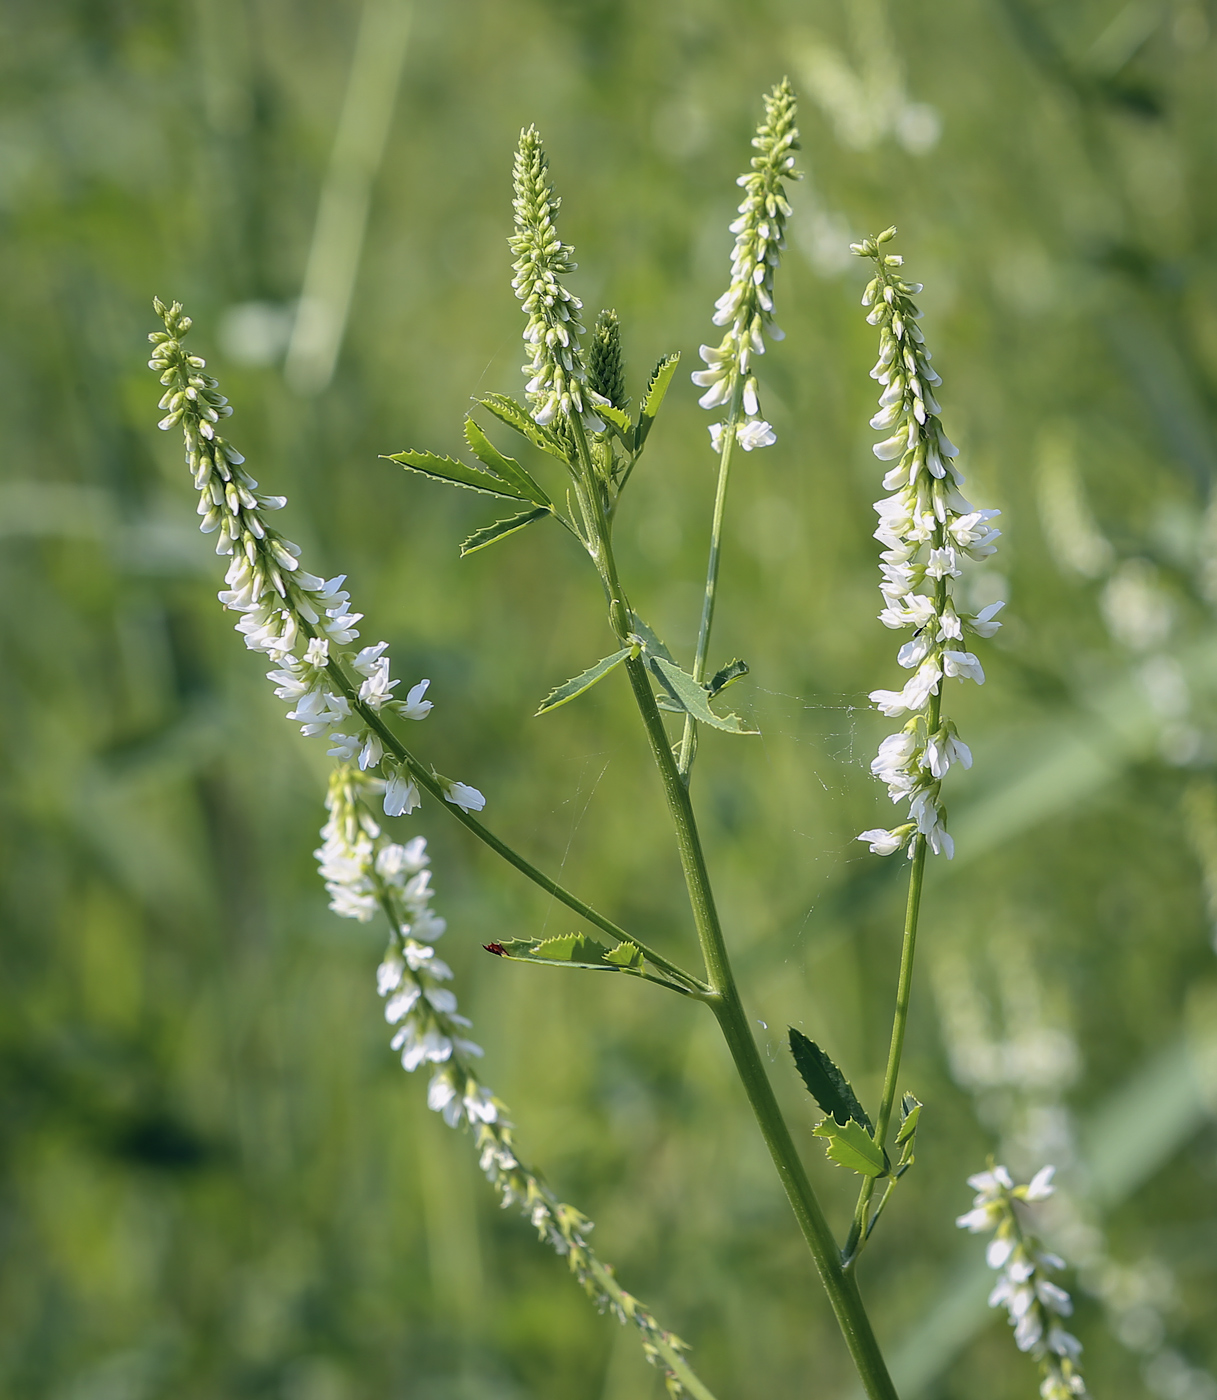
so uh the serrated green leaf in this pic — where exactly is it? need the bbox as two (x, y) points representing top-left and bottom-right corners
(494, 934), (613, 968)
(603, 941), (644, 969)
(387, 449), (529, 499)
(896, 1094), (922, 1146)
(628, 613), (674, 663)
(789, 1028), (874, 1130)
(460, 507), (551, 557)
(463, 418), (552, 506)
(596, 402), (633, 442)
(708, 658), (749, 698)
(536, 647), (632, 715)
(813, 1118), (889, 1178)
(649, 656), (757, 734)
(635, 353), (680, 449)
(491, 934), (645, 974)
(476, 394), (571, 463)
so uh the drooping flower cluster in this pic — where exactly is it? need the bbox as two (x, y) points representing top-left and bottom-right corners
(958, 1165), (1088, 1400)
(851, 233), (1002, 860)
(318, 767), (702, 1397)
(149, 299), (483, 820)
(510, 127), (605, 430)
(691, 78), (799, 454)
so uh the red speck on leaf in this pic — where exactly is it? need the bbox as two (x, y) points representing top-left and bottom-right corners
(484, 942), (505, 956)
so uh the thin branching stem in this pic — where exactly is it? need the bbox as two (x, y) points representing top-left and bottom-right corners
(319, 648), (710, 995)
(677, 377), (745, 782)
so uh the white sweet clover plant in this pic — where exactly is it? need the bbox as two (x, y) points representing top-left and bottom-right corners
(146, 83), (1080, 1400)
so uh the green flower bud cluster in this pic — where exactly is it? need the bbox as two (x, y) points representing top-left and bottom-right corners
(587, 308), (628, 412)
(510, 127), (603, 428)
(692, 79), (799, 451)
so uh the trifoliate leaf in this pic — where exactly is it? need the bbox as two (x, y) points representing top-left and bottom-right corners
(388, 449), (529, 499)
(460, 507), (551, 557)
(463, 418), (552, 505)
(789, 1028), (873, 1131)
(708, 659), (749, 698)
(536, 647), (633, 715)
(476, 394), (571, 463)
(812, 1117), (889, 1178)
(635, 353), (680, 449)
(648, 656), (757, 735)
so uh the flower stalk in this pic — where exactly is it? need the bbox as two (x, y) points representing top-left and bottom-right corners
(681, 80), (799, 780)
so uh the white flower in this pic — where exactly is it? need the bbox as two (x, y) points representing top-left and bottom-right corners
(897, 632), (934, 669)
(358, 732), (383, 770)
(442, 779), (486, 812)
(384, 768), (421, 817)
(925, 545), (961, 579)
(397, 678), (433, 721)
(736, 418), (777, 451)
(857, 828), (904, 856)
(352, 641), (389, 676)
(327, 733), (361, 761)
(357, 657), (399, 709)
(1025, 1165), (1056, 1200)
(970, 600), (1005, 637)
(942, 649), (985, 684)
(922, 728), (972, 779)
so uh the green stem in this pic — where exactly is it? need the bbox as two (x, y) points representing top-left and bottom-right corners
(574, 458), (899, 1394)
(677, 381), (745, 781)
(844, 835), (927, 1267)
(874, 837), (927, 1149)
(620, 648), (899, 1399)
(319, 651), (707, 995)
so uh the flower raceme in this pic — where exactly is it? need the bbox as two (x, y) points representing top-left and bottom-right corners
(691, 79), (799, 454)
(958, 1165), (1088, 1400)
(851, 232), (1002, 861)
(148, 298), (483, 821)
(510, 126), (607, 431)
(317, 768), (701, 1395)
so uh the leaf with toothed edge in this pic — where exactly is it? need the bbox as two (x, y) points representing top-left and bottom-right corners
(635, 353), (680, 449)
(463, 418), (552, 505)
(476, 394), (571, 463)
(597, 401), (634, 443)
(387, 449), (530, 499)
(789, 1028), (873, 1130)
(648, 656), (757, 734)
(536, 647), (634, 715)
(487, 935), (645, 972)
(813, 1117), (889, 1178)
(708, 659), (749, 697)
(460, 507), (551, 556)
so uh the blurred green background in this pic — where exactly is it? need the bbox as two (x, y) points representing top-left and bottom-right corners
(3, 1), (1217, 1397)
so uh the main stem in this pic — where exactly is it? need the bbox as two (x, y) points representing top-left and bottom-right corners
(570, 417), (899, 1400)
(677, 381), (744, 781)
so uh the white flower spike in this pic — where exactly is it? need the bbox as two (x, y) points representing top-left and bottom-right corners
(851, 234), (1002, 861)
(692, 80), (799, 454)
(957, 1162), (1088, 1400)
